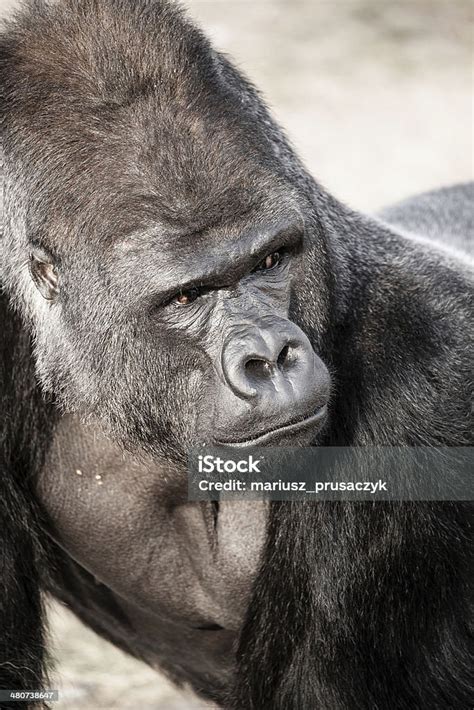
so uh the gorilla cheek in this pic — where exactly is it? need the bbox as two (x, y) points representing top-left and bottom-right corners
(116, 347), (214, 458)
(33, 318), (98, 411)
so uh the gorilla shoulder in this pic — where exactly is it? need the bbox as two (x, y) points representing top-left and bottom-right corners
(379, 182), (473, 256)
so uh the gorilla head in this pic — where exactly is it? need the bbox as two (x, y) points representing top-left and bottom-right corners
(1, 0), (331, 463)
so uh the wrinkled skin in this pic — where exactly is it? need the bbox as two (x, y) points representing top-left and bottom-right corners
(0, 2), (472, 709)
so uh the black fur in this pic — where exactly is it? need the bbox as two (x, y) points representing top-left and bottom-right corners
(0, 296), (57, 707)
(0, 2), (472, 709)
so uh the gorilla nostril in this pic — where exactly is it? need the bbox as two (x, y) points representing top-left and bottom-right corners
(277, 344), (290, 369)
(245, 358), (273, 381)
(277, 343), (299, 371)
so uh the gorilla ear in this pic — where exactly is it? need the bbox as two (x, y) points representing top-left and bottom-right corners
(29, 246), (60, 301)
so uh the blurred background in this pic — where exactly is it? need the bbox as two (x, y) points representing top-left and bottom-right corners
(1, 0), (472, 708)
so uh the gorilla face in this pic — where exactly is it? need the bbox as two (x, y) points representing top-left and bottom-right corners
(27, 189), (331, 462)
(134, 212), (330, 450)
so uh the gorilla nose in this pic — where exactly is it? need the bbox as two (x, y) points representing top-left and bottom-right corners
(222, 325), (317, 402)
(244, 343), (295, 384)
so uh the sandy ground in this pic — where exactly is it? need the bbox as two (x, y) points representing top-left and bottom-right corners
(0, 0), (472, 708)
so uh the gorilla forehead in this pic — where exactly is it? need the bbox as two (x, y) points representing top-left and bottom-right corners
(109, 208), (303, 296)
(25, 146), (283, 253)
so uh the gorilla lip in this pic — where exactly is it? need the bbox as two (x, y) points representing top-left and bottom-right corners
(217, 405), (328, 447)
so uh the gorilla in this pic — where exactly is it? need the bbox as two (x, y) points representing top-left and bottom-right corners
(0, 1), (472, 709)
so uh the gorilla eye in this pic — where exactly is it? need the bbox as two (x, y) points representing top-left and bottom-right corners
(256, 251), (282, 272)
(174, 287), (201, 305)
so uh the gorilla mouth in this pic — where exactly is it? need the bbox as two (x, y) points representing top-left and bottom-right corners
(217, 405), (328, 447)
